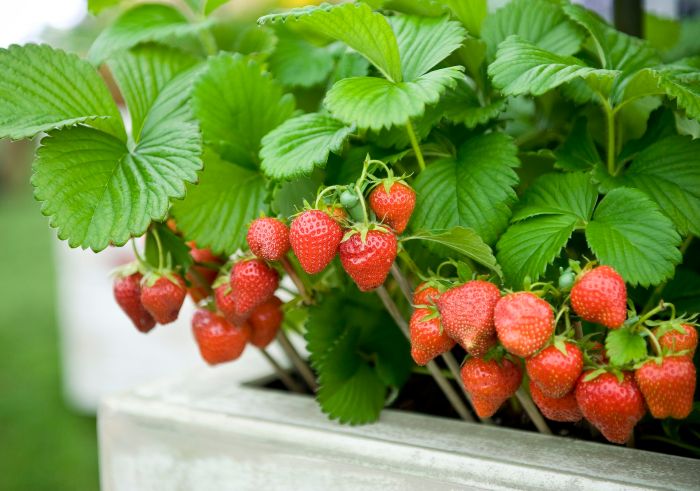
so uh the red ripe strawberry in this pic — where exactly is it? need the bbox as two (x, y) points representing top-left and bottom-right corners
(249, 296), (284, 349)
(187, 243), (223, 303)
(409, 308), (455, 366)
(530, 384), (582, 422)
(655, 324), (697, 357)
(192, 309), (250, 365)
(436, 281), (500, 356)
(214, 283), (247, 325)
(635, 356), (696, 419)
(141, 275), (187, 325)
(494, 292), (554, 358)
(339, 229), (397, 291)
(368, 181), (416, 234)
(113, 272), (155, 333)
(575, 371), (645, 444)
(247, 217), (290, 262)
(290, 209), (343, 274)
(461, 357), (523, 418)
(571, 266), (627, 329)
(526, 342), (583, 398)
(412, 282), (440, 305)
(230, 259), (279, 316)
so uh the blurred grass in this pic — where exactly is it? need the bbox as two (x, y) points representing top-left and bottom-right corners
(0, 185), (99, 491)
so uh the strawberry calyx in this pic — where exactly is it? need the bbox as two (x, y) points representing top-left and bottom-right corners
(341, 222), (393, 244)
(583, 365), (625, 384)
(142, 269), (183, 288)
(111, 260), (142, 279)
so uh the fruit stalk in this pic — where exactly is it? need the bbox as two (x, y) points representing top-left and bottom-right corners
(405, 119), (426, 172)
(281, 255), (312, 304)
(277, 330), (318, 392)
(515, 387), (552, 435)
(259, 348), (305, 394)
(376, 286), (475, 422)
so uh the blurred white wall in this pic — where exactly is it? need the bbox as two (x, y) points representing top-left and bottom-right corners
(0, 0), (84, 48)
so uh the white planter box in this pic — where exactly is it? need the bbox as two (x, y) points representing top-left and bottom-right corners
(99, 366), (700, 490)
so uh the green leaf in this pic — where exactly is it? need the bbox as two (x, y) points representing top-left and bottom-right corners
(605, 327), (648, 366)
(32, 68), (202, 251)
(439, 0), (486, 36)
(327, 51), (371, 86)
(171, 151), (266, 255)
(260, 113), (354, 180)
(108, 44), (198, 139)
(620, 136), (700, 236)
(89, 3), (211, 65)
(481, 0), (584, 60)
(554, 117), (602, 171)
(259, 2), (403, 83)
(0, 44), (124, 140)
(183, 0), (228, 15)
(268, 29), (335, 88)
(562, 4), (659, 72)
(488, 35), (618, 97)
(193, 53), (295, 168)
(411, 132), (520, 245)
(511, 172), (597, 222)
(390, 15), (465, 81)
(88, 0), (120, 15)
(271, 172), (323, 217)
(405, 226), (502, 277)
(441, 77), (507, 128)
(586, 188), (682, 287)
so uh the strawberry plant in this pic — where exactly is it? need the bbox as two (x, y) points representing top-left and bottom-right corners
(2, 0), (700, 455)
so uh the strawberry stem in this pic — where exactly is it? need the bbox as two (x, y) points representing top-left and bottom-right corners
(131, 238), (148, 270)
(281, 255), (313, 305)
(515, 388), (552, 435)
(276, 330), (318, 392)
(641, 326), (663, 357)
(151, 227), (165, 272)
(259, 348), (306, 394)
(406, 119), (426, 172)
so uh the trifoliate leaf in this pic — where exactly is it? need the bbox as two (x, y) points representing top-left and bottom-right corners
(390, 14), (466, 81)
(488, 36), (619, 97)
(259, 2), (403, 83)
(32, 67), (202, 251)
(89, 4), (212, 65)
(0, 44), (124, 140)
(554, 117), (602, 171)
(481, 0), (585, 60)
(411, 132), (520, 245)
(193, 53), (295, 168)
(586, 188), (682, 286)
(171, 150), (266, 255)
(405, 227), (502, 277)
(324, 66), (463, 130)
(108, 44), (198, 139)
(260, 113), (354, 180)
(605, 327), (648, 366)
(268, 29), (335, 88)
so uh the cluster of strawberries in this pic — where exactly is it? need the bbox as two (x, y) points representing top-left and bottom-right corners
(410, 265), (697, 444)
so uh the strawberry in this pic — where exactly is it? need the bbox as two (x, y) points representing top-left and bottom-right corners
(140, 275), (187, 325)
(436, 280), (500, 356)
(526, 342), (583, 398)
(214, 283), (247, 325)
(655, 323), (697, 357)
(230, 259), (279, 316)
(322, 203), (348, 222)
(113, 272), (155, 333)
(187, 243), (223, 303)
(412, 282), (440, 305)
(635, 356), (696, 419)
(368, 181), (416, 234)
(571, 266), (627, 329)
(460, 357), (523, 418)
(247, 217), (290, 262)
(575, 371), (645, 444)
(494, 292), (554, 358)
(409, 308), (455, 366)
(290, 209), (343, 274)
(192, 309), (250, 365)
(529, 384), (582, 423)
(339, 229), (397, 291)
(249, 296), (284, 349)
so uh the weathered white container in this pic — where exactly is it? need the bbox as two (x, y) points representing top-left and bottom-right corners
(99, 365), (700, 490)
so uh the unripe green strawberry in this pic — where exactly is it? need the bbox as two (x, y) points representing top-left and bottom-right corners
(436, 280), (500, 357)
(192, 309), (250, 365)
(290, 210), (343, 274)
(635, 356), (696, 419)
(526, 342), (583, 398)
(409, 308), (455, 366)
(461, 357), (523, 418)
(575, 371), (645, 444)
(368, 181), (416, 234)
(339, 229), (397, 291)
(230, 259), (279, 316)
(655, 323), (697, 357)
(571, 266), (627, 329)
(529, 384), (582, 423)
(113, 272), (155, 333)
(141, 274), (187, 325)
(249, 296), (283, 349)
(494, 292), (554, 358)
(247, 217), (290, 262)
